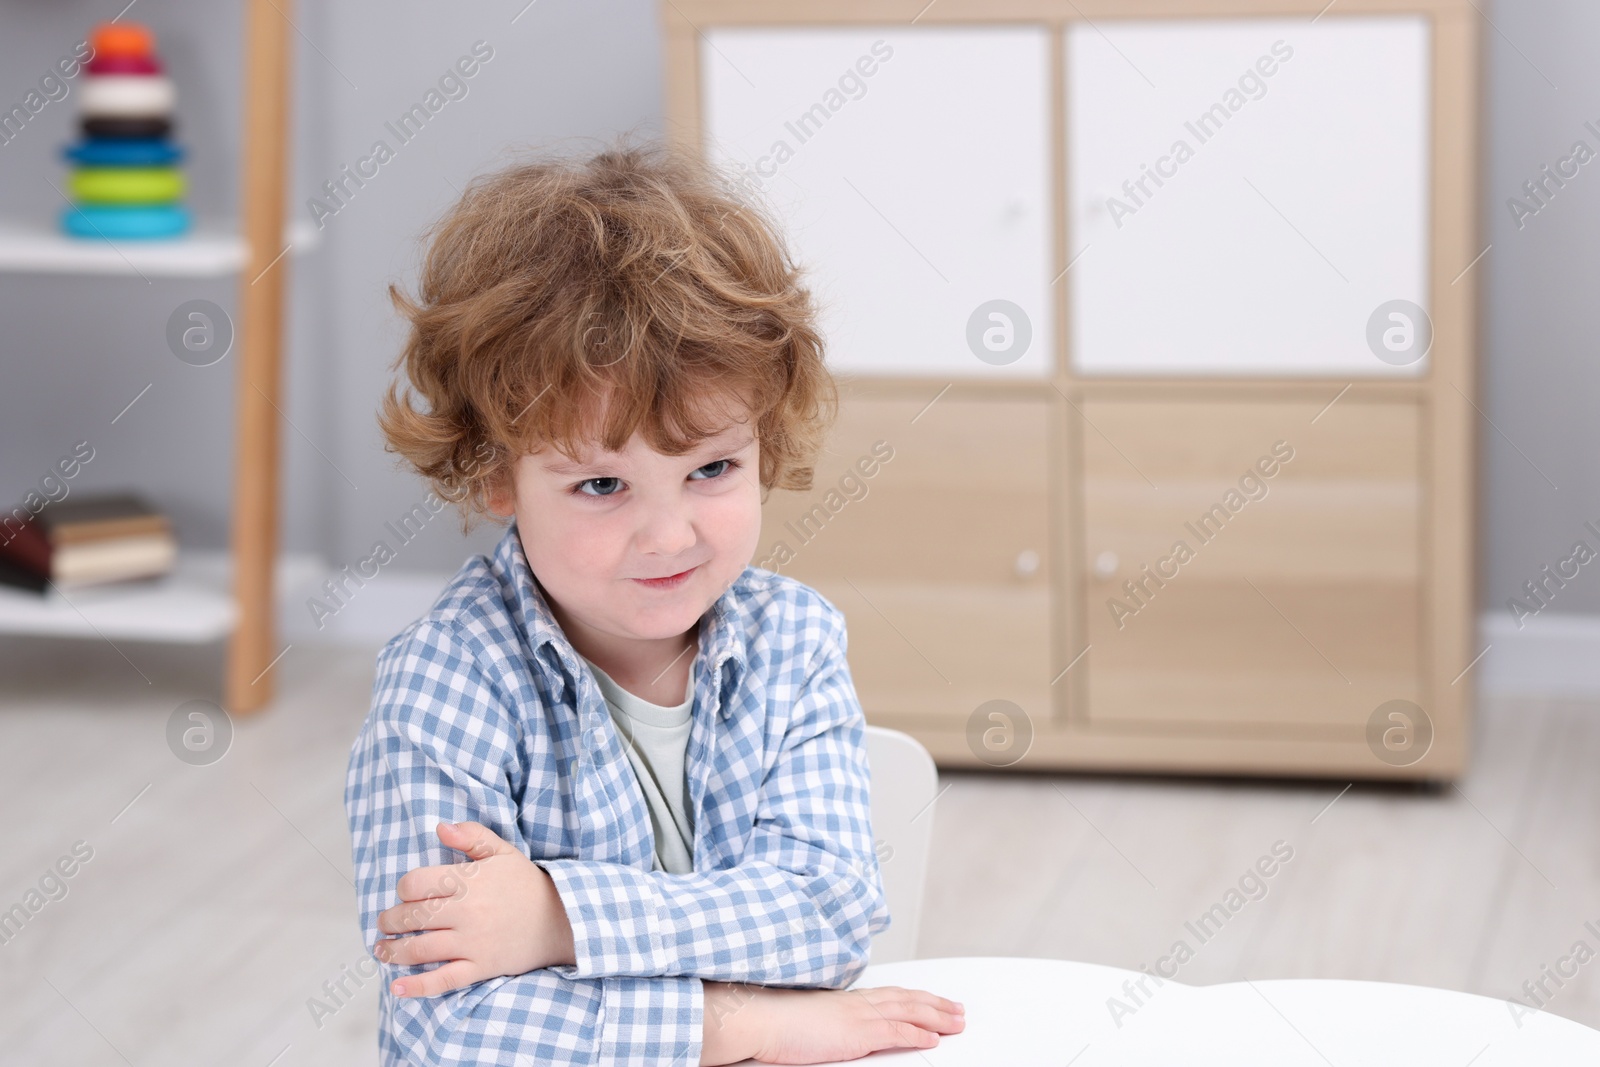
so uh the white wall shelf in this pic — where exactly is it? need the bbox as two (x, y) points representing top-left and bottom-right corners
(0, 0), (298, 712)
(0, 217), (320, 278)
(0, 551), (320, 644)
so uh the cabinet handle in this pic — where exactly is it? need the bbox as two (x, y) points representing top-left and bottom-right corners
(1014, 549), (1041, 578)
(1092, 550), (1119, 580)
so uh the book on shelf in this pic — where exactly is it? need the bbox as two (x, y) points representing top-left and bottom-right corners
(0, 493), (177, 594)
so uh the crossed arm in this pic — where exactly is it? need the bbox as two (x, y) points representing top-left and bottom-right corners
(345, 618), (889, 1065)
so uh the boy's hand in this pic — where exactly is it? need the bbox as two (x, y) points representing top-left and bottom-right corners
(700, 981), (965, 1066)
(373, 821), (577, 998)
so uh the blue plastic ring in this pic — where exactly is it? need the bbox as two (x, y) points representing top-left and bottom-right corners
(61, 203), (192, 239)
(64, 139), (184, 167)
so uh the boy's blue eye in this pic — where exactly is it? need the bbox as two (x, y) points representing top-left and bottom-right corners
(571, 458), (739, 498)
(574, 476), (623, 498)
(690, 458), (736, 480)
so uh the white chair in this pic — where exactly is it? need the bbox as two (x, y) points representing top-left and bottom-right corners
(863, 724), (939, 965)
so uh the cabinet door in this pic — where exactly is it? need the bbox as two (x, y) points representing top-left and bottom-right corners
(1079, 397), (1422, 730)
(702, 26), (1053, 377)
(757, 394), (1056, 730)
(1066, 17), (1431, 376)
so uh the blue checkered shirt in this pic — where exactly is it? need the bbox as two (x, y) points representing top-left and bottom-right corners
(344, 524), (891, 1065)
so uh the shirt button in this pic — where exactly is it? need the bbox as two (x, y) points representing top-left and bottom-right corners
(589, 726), (607, 751)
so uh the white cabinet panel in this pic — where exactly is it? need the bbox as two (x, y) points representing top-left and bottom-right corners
(1066, 17), (1431, 376)
(702, 26), (1053, 377)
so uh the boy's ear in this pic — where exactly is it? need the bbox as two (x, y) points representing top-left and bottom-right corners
(483, 468), (516, 518)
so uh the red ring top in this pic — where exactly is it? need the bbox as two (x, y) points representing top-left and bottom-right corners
(85, 54), (164, 75)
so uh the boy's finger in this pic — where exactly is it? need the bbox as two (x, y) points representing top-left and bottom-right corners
(393, 958), (483, 999)
(378, 893), (458, 934)
(437, 820), (519, 859)
(375, 930), (457, 967)
(396, 861), (474, 902)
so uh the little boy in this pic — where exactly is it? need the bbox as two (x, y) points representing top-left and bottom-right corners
(343, 141), (964, 1065)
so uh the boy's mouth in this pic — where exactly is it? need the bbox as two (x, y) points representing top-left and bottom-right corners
(632, 565), (698, 590)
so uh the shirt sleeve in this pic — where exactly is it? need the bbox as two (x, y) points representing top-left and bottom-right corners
(345, 620), (705, 1066)
(538, 609), (892, 989)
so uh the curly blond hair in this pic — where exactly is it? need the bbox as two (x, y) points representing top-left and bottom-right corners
(378, 136), (838, 530)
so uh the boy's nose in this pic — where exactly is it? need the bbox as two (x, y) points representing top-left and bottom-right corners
(635, 508), (698, 557)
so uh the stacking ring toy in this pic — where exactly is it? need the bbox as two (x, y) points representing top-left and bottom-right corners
(64, 23), (188, 244)
(61, 203), (191, 239)
(81, 116), (172, 139)
(85, 54), (163, 76)
(70, 166), (185, 205)
(79, 75), (176, 119)
(64, 139), (183, 167)
(90, 23), (155, 59)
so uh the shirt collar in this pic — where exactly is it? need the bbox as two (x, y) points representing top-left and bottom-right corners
(493, 523), (750, 717)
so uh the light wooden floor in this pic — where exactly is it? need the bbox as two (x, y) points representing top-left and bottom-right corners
(1, 637), (1596, 1065)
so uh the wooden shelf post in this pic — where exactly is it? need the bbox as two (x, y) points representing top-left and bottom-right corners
(225, 0), (294, 714)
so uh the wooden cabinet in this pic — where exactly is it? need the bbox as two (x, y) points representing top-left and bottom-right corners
(1078, 396), (1423, 729)
(667, 0), (1479, 781)
(757, 390), (1059, 731)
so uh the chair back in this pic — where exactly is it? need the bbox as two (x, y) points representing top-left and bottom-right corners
(863, 724), (938, 964)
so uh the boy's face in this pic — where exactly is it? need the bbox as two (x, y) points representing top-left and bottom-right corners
(488, 397), (763, 653)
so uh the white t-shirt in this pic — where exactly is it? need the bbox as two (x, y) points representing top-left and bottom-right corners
(580, 656), (696, 874)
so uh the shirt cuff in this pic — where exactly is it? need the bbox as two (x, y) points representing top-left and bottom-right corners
(541, 858), (670, 978)
(599, 973), (704, 1065)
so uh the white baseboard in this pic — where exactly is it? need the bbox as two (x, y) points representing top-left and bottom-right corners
(1477, 611), (1600, 698)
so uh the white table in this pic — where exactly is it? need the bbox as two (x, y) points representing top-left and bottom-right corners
(771, 956), (1600, 1065)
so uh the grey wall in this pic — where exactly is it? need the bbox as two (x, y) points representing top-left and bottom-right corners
(2, 1), (1596, 619)
(1477, 1), (1600, 617)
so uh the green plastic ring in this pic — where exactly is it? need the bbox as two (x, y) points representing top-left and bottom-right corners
(69, 166), (185, 205)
